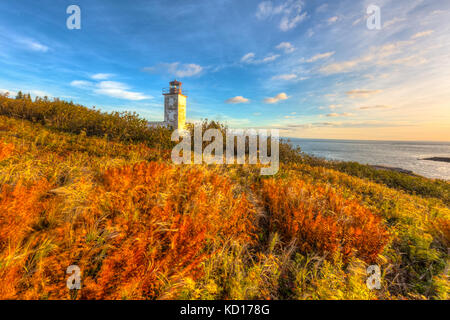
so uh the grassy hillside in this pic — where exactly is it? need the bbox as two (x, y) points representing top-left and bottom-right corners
(0, 94), (448, 300)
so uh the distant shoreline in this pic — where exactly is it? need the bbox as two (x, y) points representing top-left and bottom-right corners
(420, 157), (450, 163)
(370, 165), (416, 176)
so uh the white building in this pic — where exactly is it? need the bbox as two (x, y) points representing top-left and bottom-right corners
(148, 80), (187, 130)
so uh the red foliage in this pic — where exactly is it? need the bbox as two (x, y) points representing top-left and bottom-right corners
(261, 178), (389, 263)
(80, 162), (256, 299)
(0, 162), (256, 299)
(0, 179), (57, 299)
(0, 179), (53, 248)
(0, 141), (14, 160)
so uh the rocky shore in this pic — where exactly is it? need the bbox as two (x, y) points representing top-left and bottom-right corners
(420, 157), (450, 163)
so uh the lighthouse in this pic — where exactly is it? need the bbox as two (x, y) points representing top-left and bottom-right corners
(162, 80), (186, 130)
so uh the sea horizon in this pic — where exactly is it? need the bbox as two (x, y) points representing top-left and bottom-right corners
(284, 137), (450, 144)
(287, 138), (450, 180)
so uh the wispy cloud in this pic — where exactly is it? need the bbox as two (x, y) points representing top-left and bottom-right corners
(225, 96), (249, 104)
(240, 52), (280, 64)
(91, 73), (114, 80)
(143, 62), (203, 78)
(359, 105), (392, 110)
(327, 16), (338, 24)
(280, 12), (307, 31)
(71, 78), (151, 101)
(0, 88), (18, 97)
(352, 18), (363, 26)
(411, 30), (434, 39)
(316, 4), (328, 13)
(255, 0), (307, 31)
(0, 88), (53, 98)
(346, 89), (382, 98)
(241, 52), (255, 63)
(306, 51), (335, 63)
(326, 112), (354, 117)
(276, 42), (295, 53)
(319, 40), (414, 74)
(261, 54), (280, 62)
(284, 120), (409, 129)
(264, 92), (289, 104)
(271, 74), (297, 81)
(95, 81), (151, 100)
(383, 17), (406, 28)
(70, 80), (94, 88)
(328, 104), (342, 110)
(18, 38), (49, 52)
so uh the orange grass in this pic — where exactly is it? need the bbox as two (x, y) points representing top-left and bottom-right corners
(0, 141), (14, 161)
(261, 178), (389, 263)
(0, 162), (256, 299)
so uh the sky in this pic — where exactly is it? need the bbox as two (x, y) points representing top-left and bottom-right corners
(0, 0), (449, 141)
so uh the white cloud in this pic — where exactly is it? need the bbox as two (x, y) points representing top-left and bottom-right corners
(271, 74), (297, 81)
(431, 10), (446, 15)
(327, 16), (338, 24)
(1, 88), (53, 98)
(316, 4), (328, 13)
(346, 89), (383, 98)
(255, 1), (274, 20)
(280, 12), (307, 31)
(319, 40), (415, 74)
(264, 92), (289, 104)
(18, 39), (49, 52)
(411, 30), (434, 39)
(241, 52), (255, 63)
(352, 18), (363, 26)
(328, 104), (342, 110)
(143, 62), (203, 78)
(276, 42), (295, 53)
(241, 52), (279, 64)
(256, 0), (307, 31)
(91, 73), (114, 80)
(306, 51), (335, 63)
(326, 112), (353, 117)
(173, 63), (203, 77)
(262, 54), (280, 62)
(0, 88), (17, 97)
(70, 80), (94, 88)
(383, 17), (406, 28)
(225, 96), (250, 104)
(30, 90), (51, 97)
(94, 81), (151, 100)
(71, 78), (151, 101)
(359, 105), (392, 110)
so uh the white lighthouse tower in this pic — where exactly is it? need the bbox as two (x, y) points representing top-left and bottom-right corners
(162, 80), (186, 130)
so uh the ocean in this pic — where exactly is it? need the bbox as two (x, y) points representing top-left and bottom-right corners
(288, 138), (450, 180)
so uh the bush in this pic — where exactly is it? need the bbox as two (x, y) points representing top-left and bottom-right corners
(301, 154), (450, 205)
(0, 162), (257, 299)
(261, 177), (389, 263)
(0, 94), (173, 149)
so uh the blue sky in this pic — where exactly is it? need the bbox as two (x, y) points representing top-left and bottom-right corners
(1, 0), (449, 140)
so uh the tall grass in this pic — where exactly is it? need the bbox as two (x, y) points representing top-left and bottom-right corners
(0, 95), (448, 300)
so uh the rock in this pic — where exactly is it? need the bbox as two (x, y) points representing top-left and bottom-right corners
(420, 157), (450, 163)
